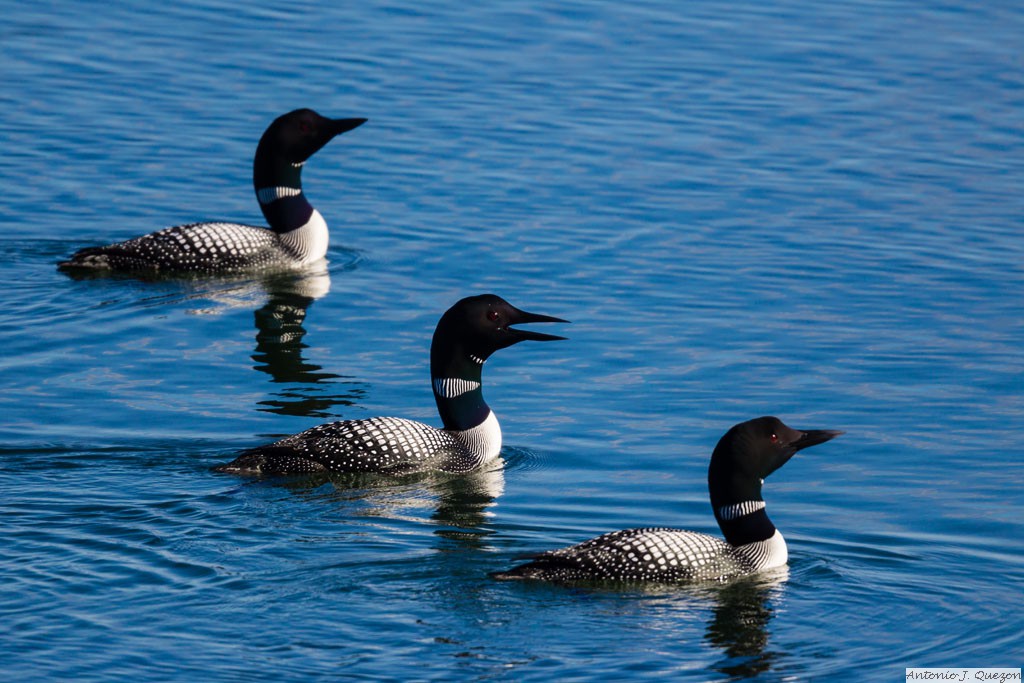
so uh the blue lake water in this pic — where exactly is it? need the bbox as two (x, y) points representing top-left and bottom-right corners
(2, 0), (1023, 679)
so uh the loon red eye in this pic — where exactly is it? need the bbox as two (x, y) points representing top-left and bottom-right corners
(770, 433), (778, 443)
(299, 120), (312, 133)
(487, 310), (500, 322)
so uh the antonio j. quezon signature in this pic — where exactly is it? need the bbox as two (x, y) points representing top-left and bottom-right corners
(907, 670), (1021, 683)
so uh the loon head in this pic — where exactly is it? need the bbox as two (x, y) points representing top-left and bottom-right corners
(253, 108), (366, 187)
(708, 416), (843, 510)
(430, 294), (568, 377)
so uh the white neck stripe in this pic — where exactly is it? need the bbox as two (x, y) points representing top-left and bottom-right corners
(257, 186), (302, 205)
(717, 500), (766, 521)
(433, 377), (481, 398)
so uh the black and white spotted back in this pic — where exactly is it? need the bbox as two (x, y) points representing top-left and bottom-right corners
(494, 527), (762, 584)
(217, 416), (491, 475)
(64, 221), (293, 273)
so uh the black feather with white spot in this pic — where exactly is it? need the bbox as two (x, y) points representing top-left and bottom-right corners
(500, 528), (756, 583)
(219, 417), (475, 474)
(62, 222), (290, 273)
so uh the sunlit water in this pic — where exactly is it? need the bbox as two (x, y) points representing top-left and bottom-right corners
(2, 1), (1022, 680)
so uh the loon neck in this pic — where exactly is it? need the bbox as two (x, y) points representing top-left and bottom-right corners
(709, 472), (786, 566)
(713, 500), (778, 547)
(431, 352), (491, 432)
(256, 187), (316, 236)
(432, 375), (501, 464)
(708, 440), (778, 547)
(254, 150), (316, 234)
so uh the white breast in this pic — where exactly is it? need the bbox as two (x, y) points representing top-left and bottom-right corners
(279, 209), (329, 265)
(454, 411), (502, 462)
(736, 529), (788, 570)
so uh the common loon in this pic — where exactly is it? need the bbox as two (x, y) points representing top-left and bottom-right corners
(214, 294), (568, 475)
(492, 417), (843, 584)
(58, 109), (366, 274)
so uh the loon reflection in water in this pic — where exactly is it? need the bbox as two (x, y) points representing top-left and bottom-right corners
(251, 270), (367, 418)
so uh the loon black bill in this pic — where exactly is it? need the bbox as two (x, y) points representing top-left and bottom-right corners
(506, 309), (569, 342)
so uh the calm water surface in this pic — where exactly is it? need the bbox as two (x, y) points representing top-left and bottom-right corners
(2, 1), (1022, 680)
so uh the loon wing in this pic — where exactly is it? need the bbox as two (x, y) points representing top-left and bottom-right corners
(493, 527), (747, 583)
(60, 222), (279, 272)
(217, 417), (469, 475)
